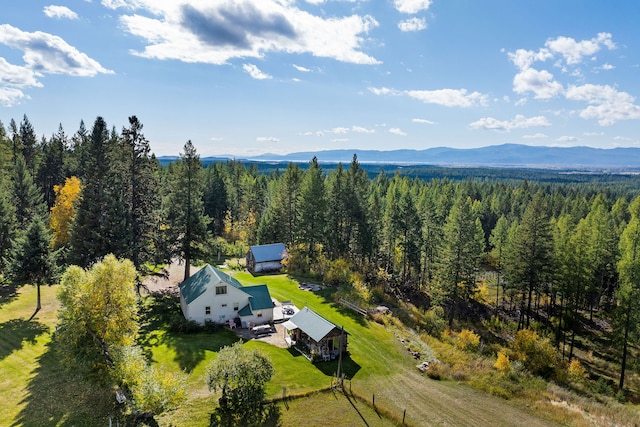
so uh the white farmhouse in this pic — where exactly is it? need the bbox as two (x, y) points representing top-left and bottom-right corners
(179, 264), (274, 327)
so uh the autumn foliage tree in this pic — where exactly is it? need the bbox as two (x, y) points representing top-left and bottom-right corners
(50, 176), (82, 249)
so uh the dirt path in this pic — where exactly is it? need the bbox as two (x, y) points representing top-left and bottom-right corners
(142, 260), (201, 293)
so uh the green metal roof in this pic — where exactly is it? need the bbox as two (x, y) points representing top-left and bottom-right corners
(288, 307), (347, 342)
(179, 264), (245, 304)
(244, 284), (274, 311)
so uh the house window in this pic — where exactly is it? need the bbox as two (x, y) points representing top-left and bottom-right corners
(215, 286), (227, 295)
(221, 303), (227, 307)
(233, 303), (239, 311)
(257, 311), (263, 318)
(205, 306), (211, 315)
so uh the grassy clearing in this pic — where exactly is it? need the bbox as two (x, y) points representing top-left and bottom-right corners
(0, 285), (116, 427)
(3, 271), (616, 426)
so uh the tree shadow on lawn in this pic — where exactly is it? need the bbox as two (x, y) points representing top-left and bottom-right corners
(0, 283), (19, 308)
(12, 340), (117, 427)
(0, 319), (48, 361)
(157, 330), (240, 373)
(138, 290), (240, 373)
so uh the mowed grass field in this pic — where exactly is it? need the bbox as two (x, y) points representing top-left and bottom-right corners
(1, 272), (559, 426)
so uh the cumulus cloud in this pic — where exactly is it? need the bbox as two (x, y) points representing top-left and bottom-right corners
(243, 63), (271, 79)
(44, 5), (79, 20)
(0, 24), (113, 77)
(256, 136), (279, 142)
(506, 33), (617, 103)
(412, 118), (436, 124)
(398, 17), (426, 32)
(565, 84), (640, 125)
(0, 87), (28, 107)
(394, 0), (432, 14)
(105, 0), (380, 65)
(406, 88), (488, 107)
(545, 32), (615, 65)
(0, 24), (112, 106)
(512, 68), (563, 99)
(389, 127), (407, 136)
(469, 114), (550, 131)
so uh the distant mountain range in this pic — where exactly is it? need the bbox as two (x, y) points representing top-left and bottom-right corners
(159, 144), (640, 169)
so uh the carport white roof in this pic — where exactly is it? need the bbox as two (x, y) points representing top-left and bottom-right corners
(284, 307), (346, 342)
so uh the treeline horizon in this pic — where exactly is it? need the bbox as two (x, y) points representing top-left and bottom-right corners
(2, 114), (640, 390)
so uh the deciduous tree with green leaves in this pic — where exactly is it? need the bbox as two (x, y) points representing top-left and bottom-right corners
(56, 254), (139, 375)
(206, 341), (276, 427)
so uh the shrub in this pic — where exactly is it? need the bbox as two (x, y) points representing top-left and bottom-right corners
(456, 329), (480, 352)
(423, 306), (447, 337)
(568, 358), (588, 384)
(494, 349), (511, 373)
(511, 329), (557, 378)
(324, 258), (352, 285)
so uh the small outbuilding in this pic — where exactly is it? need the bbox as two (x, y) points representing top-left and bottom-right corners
(179, 264), (274, 327)
(246, 243), (287, 274)
(283, 307), (348, 361)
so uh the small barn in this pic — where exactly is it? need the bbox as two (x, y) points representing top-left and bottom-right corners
(246, 243), (287, 274)
(283, 307), (348, 361)
(179, 264), (274, 327)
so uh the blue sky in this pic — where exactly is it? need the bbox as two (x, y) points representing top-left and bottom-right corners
(1, 1), (640, 157)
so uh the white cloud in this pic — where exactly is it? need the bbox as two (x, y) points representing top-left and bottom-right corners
(0, 58), (41, 87)
(107, 0), (380, 65)
(332, 138), (349, 142)
(389, 127), (407, 136)
(398, 17), (426, 32)
(368, 86), (400, 96)
(0, 87), (28, 107)
(556, 135), (579, 143)
(412, 118), (436, 124)
(599, 63), (615, 71)
(394, 0), (432, 14)
(512, 68), (563, 99)
(243, 63), (271, 79)
(210, 137), (224, 141)
(351, 125), (375, 133)
(583, 131), (604, 136)
(256, 136), (279, 142)
(469, 114), (550, 131)
(43, 5), (79, 20)
(565, 84), (640, 125)
(508, 48), (553, 70)
(405, 88), (488, 107)
(0, 24), (113, 77)
(293, 64), (311, 72)
(545, 32), (615, 65)
(331, 127), (349, 134)
(523, 133), (548, 139)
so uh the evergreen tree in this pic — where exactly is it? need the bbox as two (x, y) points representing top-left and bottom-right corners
(615, 195), (640, 391)
(8, 216), (57, 319)
(489, 215), (510, 312)
(504, 193), (553, 330)
(0, 183), (17, 270)
(117, 116), (162, 272)
(434, 193), (484, 320)
(163, 141), (210, 281)
(37, 124), (66, 208)
(203, 164), (228, 236)
(19, 114), (38, 173)
(296, 157), (327, 258)
(69, 117), (113, 266)
(12, 154), (46, 228)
